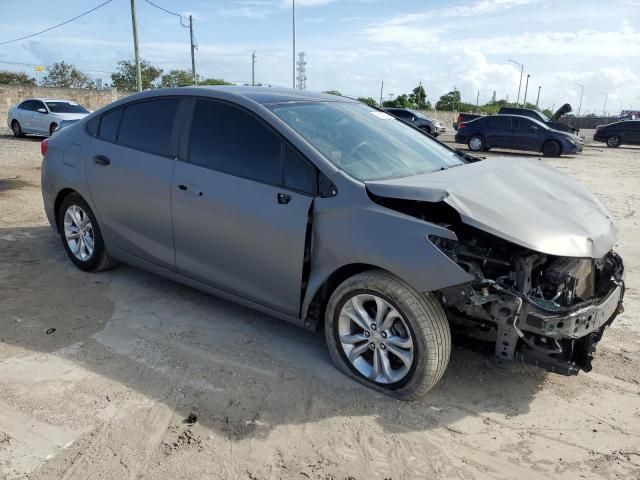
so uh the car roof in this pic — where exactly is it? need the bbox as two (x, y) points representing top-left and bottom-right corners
(474, 114), (548, 126)
(23, 98), (77, 102)
(190, 86), (359, 105)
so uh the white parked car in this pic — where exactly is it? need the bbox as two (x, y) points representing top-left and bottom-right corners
(7, 98), (90, 137)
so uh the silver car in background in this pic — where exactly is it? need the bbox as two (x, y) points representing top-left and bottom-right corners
(8, 98), (89, 137)
(40, 87), (624, 399)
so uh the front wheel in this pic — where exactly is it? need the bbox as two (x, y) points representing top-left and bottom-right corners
(49, 123), (58, 136)
(542, 140), (561, 157)
(419, 125), (432, 136)
(325, 270), (451, 400)
(606, 135), (621, 148)
(58, 193), (116, 272)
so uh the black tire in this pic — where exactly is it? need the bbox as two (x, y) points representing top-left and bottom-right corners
(57, 193), (116, 272)
(324, 270), (451, 400)
(49, 123), (58, 136)
(606, 135), (621, 148)
(11, 120), (25, 138)
(468, 134), (485, 152)
(542, 140), (561, 157)
(419, 125), (432, 136)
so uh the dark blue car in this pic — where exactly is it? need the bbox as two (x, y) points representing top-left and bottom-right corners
(455, 114), (583, 157)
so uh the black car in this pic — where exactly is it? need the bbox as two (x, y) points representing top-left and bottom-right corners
(498, 104), (578, 134)
(384, 108), (445, 136)
(455, 114), (584, 157)
(593, 120), (640, 147)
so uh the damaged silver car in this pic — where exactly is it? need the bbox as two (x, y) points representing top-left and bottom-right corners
(41, 87), (624, 400)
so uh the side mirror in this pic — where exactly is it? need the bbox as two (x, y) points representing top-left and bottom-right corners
(37, 108), (47, 114)
(411, 116), (416, 122)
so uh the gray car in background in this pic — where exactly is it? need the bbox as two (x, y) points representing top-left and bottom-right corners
(40, 87), (624, 399)
(8, 98), (89, 137)
(384, 108), (445, 136)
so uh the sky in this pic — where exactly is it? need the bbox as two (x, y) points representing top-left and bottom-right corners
(1, 0), (639, 114)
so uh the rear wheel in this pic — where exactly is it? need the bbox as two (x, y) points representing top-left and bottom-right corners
(606, 135), (621, 148)
(11, 120), (24, 138)
(542, 140), (561, 157)
(58, 193), (116, 272)
(468, 135), (485, 152)
(325, 270), (451, 400)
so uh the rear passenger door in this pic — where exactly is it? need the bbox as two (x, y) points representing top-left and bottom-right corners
(85, 98), (181, 270)
(171, 98), (316, 316)
(486, 116), (512, 148)
(624, 121), (640, 144)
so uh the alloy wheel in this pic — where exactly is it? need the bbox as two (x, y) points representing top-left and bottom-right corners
(63, 205), (95, 261)
(469, 137), (483, 151)
(338, 294), (414, 384)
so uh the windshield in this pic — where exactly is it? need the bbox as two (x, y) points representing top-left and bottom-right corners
(535, 110), (550, 122)
(46, 102), (89, 114)
(271, 102), (463, 181)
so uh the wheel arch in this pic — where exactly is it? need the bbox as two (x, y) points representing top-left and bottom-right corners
(53, 188), (80, 232)
(302, 263), (391, 331)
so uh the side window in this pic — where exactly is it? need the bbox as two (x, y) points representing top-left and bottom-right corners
(513, 117), (532, 130)
(284, 145), (317, 195)
(489, 116), (511, 128)
(118, 99), (179, 156)
(34, 101), (46, 112)
(188, 100), (282, 185)
(18, 101), (32, 110)
(98, 108), (122, 143)
(86, 116), (99, 136)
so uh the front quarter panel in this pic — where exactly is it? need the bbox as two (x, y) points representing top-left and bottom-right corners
(303, 182), (474, 317)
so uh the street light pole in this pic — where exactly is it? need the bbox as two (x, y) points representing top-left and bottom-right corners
(523, 74), (530, 107)
(509, 59), (524, 107)
(573, 83), (584, 116)
(130, 0), (142, 92)
(251, 51), (256, 86)
(379, 80), (383, 107)
(535, 85), (541, 109)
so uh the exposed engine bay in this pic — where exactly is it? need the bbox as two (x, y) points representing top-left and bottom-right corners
(372, 195), (625, 375)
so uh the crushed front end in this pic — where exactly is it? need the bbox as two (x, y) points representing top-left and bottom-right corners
(432, 227), (624, 375)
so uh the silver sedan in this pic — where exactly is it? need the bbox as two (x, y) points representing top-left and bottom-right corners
(7, 98), (89, 137)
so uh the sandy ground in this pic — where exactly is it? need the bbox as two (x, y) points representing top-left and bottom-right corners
(1, 126), (639, 480)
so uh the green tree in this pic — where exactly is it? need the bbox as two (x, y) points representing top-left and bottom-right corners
(0, 70), (36, 86)
(357, 97), (378, 107)
(323, 90), (342, 96)
(199, 77), (232, 86)
(382, 94), (412, 108)
(111, 59), (163, 91)
(409, 84), (430, 109)
(160, 69), (194, 87)
(41, 61), (94, 89)
(435, 88), (461, 110)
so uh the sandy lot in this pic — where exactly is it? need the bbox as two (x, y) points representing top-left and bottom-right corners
(1, 126), (639, 480)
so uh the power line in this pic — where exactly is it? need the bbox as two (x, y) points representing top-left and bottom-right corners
(144, 0), (189, 27)
(0, 59), (113, 74)
(0, 0), (114, 45)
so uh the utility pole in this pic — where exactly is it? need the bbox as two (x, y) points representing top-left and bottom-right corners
(189, 15), (197, 85)
(523, 74), (530, 107)
(573, 83), (584, 116)
(292, 0), (296, 89)
(296, 52), (307, 90)
(379, 80), (384, 107)
(509, 59), (524, 108)
(599, 91), (608, 115)
(251, 51), (256, 86)
(476, 89), (479, 108)
(130, 0), (142, 92)
(535, 85), (541, 109)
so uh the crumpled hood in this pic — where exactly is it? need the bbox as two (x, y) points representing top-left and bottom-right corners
(365, 157), (617, 258)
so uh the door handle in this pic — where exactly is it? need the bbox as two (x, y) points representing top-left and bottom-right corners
(277, 193), (291, 204)
(177, 184), (188, 191)
(93, 155), (110, 166)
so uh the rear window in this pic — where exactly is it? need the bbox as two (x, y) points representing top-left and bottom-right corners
(118, 99), (179, 156)
(46, 102), (89, 114)
(98, 108), (122, 143)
